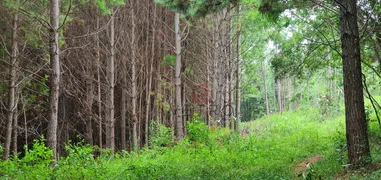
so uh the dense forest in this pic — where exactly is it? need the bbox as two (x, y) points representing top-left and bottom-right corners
(1, 0), (381, 179)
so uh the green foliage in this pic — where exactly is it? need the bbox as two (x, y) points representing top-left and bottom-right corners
(149, 121), (174, 147)
(185, 65), (193, 75)
(0, 144), (3, 155)
(187, 113), (211, 145)
(80, 0), (125, 15)
(22, 137), (53, 166)
(161, 54), (176, 67)
(298, 164), (323, 180)
(6, 107), (381, 179)
(155, 0), (239, 19)
(0, 137), (53, 179)
(52, 140), (100, 179)
(318, 94), (334, 118)
(40, 74), (49, 95)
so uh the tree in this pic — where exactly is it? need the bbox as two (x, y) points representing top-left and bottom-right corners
(130, 0), (139, 150)
(337, 0), (371, 168)
(47, 0), (60, 160)
(174, 12), (184, 139)
(105, 8), (116, 150)
(3, 0), (20, 160)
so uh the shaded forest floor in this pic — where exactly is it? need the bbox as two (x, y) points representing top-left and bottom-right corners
(2, 104), (381, 179)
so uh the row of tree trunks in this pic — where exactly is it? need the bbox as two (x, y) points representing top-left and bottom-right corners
(0, 0), (243, 159)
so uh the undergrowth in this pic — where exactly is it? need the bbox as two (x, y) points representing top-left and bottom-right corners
(2, 105), (381, 179)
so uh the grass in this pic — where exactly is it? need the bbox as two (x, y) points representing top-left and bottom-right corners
(2, 104), (381, 179)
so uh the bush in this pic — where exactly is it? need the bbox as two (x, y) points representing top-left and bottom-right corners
(187, 113), (211, 145)
(149, 120), (174, 147)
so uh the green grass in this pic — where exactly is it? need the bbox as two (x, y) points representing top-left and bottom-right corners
(3, 105), (381, 179)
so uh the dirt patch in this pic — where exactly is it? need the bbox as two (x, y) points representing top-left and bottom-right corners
(294, 155), (324, 174)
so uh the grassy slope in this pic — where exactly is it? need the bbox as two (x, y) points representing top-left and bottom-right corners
(242, 107), (346, 179)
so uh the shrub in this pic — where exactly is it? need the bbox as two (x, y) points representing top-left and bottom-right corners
(187, 113), (211, 145)
(149, 120), (174, 147)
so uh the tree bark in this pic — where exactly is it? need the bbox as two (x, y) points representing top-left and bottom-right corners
(375, 33), (381, 71)
(144, 3), (156, 146)
(263, 62), (270, 116)
(212, 14), (220, 122)
(47, 0), (60, 160)
(175, 12), (184, 139)
(121, 73), (127, 150)
(277, 79), (282, 113)
(235, 5), (241, 130)
(3, 4), (19, 159)
(85, 63), (94, 146)
(338, 0), (371, 169)
(12, 104), (18, 156)
(287, 78), (292, 110)
(106, 9), (115, 149)
(328, 65), (333, 100)
(96, 16), (103, 149)
(130, 2), (139, 150)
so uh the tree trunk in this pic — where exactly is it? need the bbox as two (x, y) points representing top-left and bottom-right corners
(130, 3), (139, 150)
(328, 65), (333, 100)
(47, 0), (60, 160)
(106, 9), (115, 149)
(121, 74), (127, 150)
(375, 33), (381, 71)
(3, 4), (19, 159)
(277, 79), (282, 113)
(175, 12), (184, 139)
(144, 3), (156, 146)
(96, 17), (103, 149)
(12, 103), (18, 156)
(228, 7), (234, 130)
(235, 5), (241, 130)
(288, 78), (292, 110)
(263, 62), (270, 116)
(338, 0), (371, 169)
(212, 14), (220, 122)
(85, 64), (94, 146)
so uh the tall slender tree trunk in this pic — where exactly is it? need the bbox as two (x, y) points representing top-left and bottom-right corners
(338, 0), (370, 169)
(121, 70), (127, 150)
(175, 12), (184, 139)
(328, 65), (333, 98)
(85, 64), (94, 145)
(263, 62), (270, 116)
(228, 7), (234, 130)
(4, 5), (19, 159)
(288, 78), (292, 110)
(47, 0), (60, 160)
(12, 103), (18, 155)
(144, 3), (156, 146)
(212, 14), (220, 122)
(375, 33), (381, 71)
(106, 9), (115, 149)
(96, 17), (103, 149)
(281, 77), (287, 112)
(277, 79), (282, 113)
(235, 5), (241, 130)
(130, 3), (139, 150)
